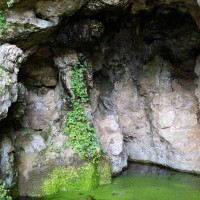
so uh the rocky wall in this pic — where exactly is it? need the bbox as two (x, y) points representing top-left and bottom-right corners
(0, 0), (200, 197)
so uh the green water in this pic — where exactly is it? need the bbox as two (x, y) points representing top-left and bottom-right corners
(43, 163), (200, 200)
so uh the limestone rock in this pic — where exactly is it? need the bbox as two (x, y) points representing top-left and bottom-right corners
(1, 9), (55, 42)
(98, 115), (128, 174)
(0, 136), (16, 188)
(128, 56), (200, 173)
(1, 0), (88, 42)
(54, 50), (78, 93)
(36, 0), (87, 20)
(0, 44), (25, 121)
(7, 83), (28, 119)
(21, 88), (61, 131)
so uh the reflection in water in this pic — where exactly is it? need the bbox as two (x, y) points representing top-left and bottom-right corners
(123, 163), (200, 189)
(19, 162), (200, 200)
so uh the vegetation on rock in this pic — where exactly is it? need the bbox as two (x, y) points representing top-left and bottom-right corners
(0, 0), (14, 37)
(43, 159), (111, 195)
(64, 61), (102, 162)
(0, 180), (12, 200)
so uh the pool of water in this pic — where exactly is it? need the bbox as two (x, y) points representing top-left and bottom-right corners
(21, 163), (200, 200)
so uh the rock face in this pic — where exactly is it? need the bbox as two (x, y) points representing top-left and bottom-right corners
(0, 136), (16, 188)
(127, 56), (200, 172)
(57, 19), (105, 49)
(90, 6), (200, 174)
(0, 44), (25, 121)
(1, 0), (200, 197)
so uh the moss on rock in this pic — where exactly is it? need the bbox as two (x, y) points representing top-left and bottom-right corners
(42, 158), (111, 196)
(97, 157), (112, 186)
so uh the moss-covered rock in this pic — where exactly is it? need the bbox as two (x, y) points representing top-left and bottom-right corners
(43, 163), (98, 195)
(42, 158), (111, 196)
(97, 157), (111, 186)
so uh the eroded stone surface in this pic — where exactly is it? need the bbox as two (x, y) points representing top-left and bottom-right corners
(127, 56), (200, 172)
(1, 9), (56, 42)
(21, 88), (61, 131)
(90, 11), (200, 173)
(98, 115), (128, 173)
(0, 136), (16, 188)
(0, 44), (25, 121)
(36, 0), (87, 20)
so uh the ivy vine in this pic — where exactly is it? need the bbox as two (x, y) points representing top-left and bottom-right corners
(0, 180), (12, 200)
(64, 61), (102, 162)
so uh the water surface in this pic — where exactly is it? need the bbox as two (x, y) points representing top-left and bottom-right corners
(39, 163), (200, 200)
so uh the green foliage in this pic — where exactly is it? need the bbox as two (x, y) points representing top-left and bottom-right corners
(7, 0), (14, 8)
(0, 180), (12, 200)
(0, 10), (6, 37)
(0, 0), (14, 37)
(64, 61), (102, 162)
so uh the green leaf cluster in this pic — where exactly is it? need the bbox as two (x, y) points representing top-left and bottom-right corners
(0, 180), (12, 200)
(0, 10), (6, 37)
(7, 0), (14, 8)
(0, 0), (14, 37)
(64, 61), (102, 162)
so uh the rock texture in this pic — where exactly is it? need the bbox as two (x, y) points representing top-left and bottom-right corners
(0, 44), (25, 121)
(57, 19), (105, 49)
(1, 0), (200, 197)
(127, 56), (200, 172)
(90, 6), (200, 173)
(0, 136), (16, 188)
